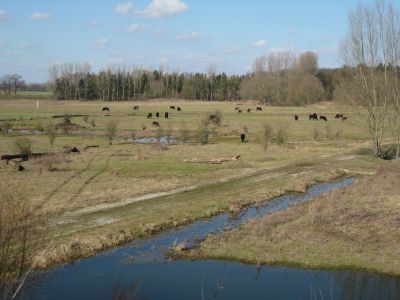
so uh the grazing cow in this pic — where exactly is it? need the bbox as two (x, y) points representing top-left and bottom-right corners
(156, 112), (160, 118)
(238, 109), (242, 113)
(170, 106), (176, 110)
(177, 107), (181, 112)
(256, 107), (262, 111)
(147, 113), (153, 119)
(335, 113), (343, 119)
(142, 126), (147, 130)
(247, 108), (251, 113)
(234, 107), (240, 111)
(102, 107), (110, 112)
(240, 133), (246, 143)
(294, 115), (299, 121)
(152, 121), (160, 127)
(319, 115), (328, 121)
(309, 113), (318, 120)
(165, 112), (169, 119)
(342, 116), (347, 121)
(133, 106), (140, 110)
(17, 165), (25, 172)
(209, 114), (216, 121)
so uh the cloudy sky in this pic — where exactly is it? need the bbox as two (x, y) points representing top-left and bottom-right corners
(0, 0), (374, 82)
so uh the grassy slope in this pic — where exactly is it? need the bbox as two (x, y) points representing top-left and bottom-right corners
(181, 164), (400, 275)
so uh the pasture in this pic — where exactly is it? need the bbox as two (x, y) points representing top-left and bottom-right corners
(0, 98), (390, 267)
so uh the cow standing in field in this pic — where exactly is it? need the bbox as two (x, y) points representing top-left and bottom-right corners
(170, 106), (176, 110)
(342, 116), (347, 121)
(238, 109), (242, 113)
(156, 112), (160, 118)
(235, 107), (240, 111)
(294, 115), (299, 121)
(240, 133), (246, 143)
(102, 107), (110, 112)
(165, 112), (169, 119)
(147, 113), (153, 119)
(319, 115), (328, 121)
(247, 108), (251, 113)
(177, 107), (181, 112)
(152, 121), (160, 127)
(335, 113), (343, 119)
(256, 107), (262, 111)
(309, 113), (318, 120)
(133, 106), (140, 110)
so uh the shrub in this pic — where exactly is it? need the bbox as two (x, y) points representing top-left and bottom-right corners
(47, 124), (56, 147)
(262, 124), (273, 150)
(313, 127), (321, 141)
(196, 121), (210, 145)
(276, 126), (287, 145)
(90, 118), (96, 127)
(14, 137), (32, 155)
(179, 122), (190, 144)
(83, 115), (89, 124)
(334, 128), (343, 140)
(105, 119), (118, 145)
(208, 110), (222, 126)
(0, 122), (12, 136)
(34, 120), (44, 132)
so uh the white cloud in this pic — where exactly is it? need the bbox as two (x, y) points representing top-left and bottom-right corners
(0, 9), (9, 21)
(176, 32), (203, 41)
(115, 2), (134, 15)
(17, 43), (31, 49)
(254, 39), (268, 47)
(94, 38), (110, 50)
(126, 24), (148, 32)
(30, 12), (52, 20)
(89, 20), (101, 27)
(134, 0), (189, 18)
(220, 46), (239, 54)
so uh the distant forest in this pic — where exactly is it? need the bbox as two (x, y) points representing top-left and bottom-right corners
(47, 51), (341, 106)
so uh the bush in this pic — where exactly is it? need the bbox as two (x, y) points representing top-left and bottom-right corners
(196, 121), (210, 145)
(179, 122), (190, 144)
(90, 118), (96, 127)
(276, 126), (287, 145)
(105, 119), (118, 145)
(14, 137), (32, 155)
(0, 122), (12, 136)
(262, 124), (273, 150)
(313, 127), (321, 141)
(47, 124), (56, 147)
(208, 110), (222, 126)
(34, 120), (44, 132)
(83, 116), (89, 124)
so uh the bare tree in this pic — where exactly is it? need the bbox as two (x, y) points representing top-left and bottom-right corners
(340, 0), (400, 156)
(207, 64), (217, 101)
(297, 52), (318, 75)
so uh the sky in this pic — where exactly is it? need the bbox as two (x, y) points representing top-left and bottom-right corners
(0, 0), (376, 83)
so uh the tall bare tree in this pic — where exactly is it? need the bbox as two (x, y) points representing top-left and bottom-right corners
(297, 52), (318, 75)
(340, 0), (400, 156)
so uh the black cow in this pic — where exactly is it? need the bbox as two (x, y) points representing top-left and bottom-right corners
(133, 106), (140, 110)
(294, 115), (299, 121)
(309, 113), (318, 120)
(238, 109), (242, 113)
(152, 121), (160, 127)
(165, 112), (169, 119)
(234, 107), (240, 111)
(342, 116), (347, 121)
(156, 112), (160, 118)
(170, 106), (176, 110)
(177, 107), (181, 112)
(240, 133), (246, 143)
(335, 113), (343, 119)
(319, 115), (328, 121)
(102, 107), (110, 112)
(147, 113), (153, 119)
(256, 107), (262, 111)
(247, 108), (251, 113)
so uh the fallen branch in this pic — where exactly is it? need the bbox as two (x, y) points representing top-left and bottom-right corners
(184, 155), (240, 164)
(1, 152), (49, 163)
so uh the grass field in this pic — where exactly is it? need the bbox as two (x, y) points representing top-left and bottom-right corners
(0, 98), (393, 268)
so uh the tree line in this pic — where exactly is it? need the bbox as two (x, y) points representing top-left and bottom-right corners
(49, 64), (242, 102)
(0, 74), (25, 94)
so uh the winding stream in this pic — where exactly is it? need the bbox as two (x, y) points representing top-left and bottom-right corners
(20, 178), (400, 299)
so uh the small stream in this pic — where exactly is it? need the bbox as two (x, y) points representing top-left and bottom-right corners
(20, 178), (400, 300)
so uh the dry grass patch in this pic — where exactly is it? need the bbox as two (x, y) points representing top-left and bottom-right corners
(184, 164), (400, 275)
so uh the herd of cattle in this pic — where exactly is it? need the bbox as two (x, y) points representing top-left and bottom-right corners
(100, 104), (348, 143)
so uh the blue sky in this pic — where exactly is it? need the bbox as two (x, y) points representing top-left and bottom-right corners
(0, 0), (374, 82)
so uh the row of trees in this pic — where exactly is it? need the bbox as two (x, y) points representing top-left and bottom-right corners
(49, 64), (242, 101)
(240, 51), (335, 106)
(0, 74), (25, 94)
